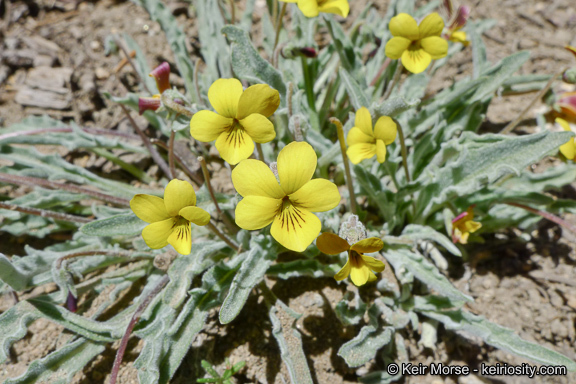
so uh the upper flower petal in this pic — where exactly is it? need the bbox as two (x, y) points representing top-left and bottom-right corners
(354, 107), (374, 137)
(190, 110), (233, 142)
(316, 232), (350, 255)
(420, 36), (449, 59)
(236, 84), (280, 120)
(239, 114), (276, 143)
(277, 142), (317, 195)
(142, 218), (174, 249)
(347, 143), (376, 164)
(376, 140), (387, 163)
(167, 221), (192, 255)
(164, 179), (197, 216)
(385, 36), (412, 60)
(208, 78), (243, 118)
(389, 13), (419, 40)
(318, 0), (350, 17)
(179, 206), (211, 226)
(401, 48), (432, 74)
(270, 204), (321, 252)
(418, 12), (444, 38)
(289, 179), (340, 212)
(231, 159), (285, 199)
(130, 194), (170, 223)
(334, 259), (352, 281)
(351, 237), (384, 254)
(296, 0), (319, 17)
(215, 128), (255, 165)
(235, 196), (281, 230)
(360, 254), (385, 273)
(374, 116), (397, 145)
(347, 127), (374, 146)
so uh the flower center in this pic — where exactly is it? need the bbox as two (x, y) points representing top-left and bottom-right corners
(171, 216), (191, 241)
(225, 119), (246, 148)
(408, 40), (421, 51)
(277, 197), (307, 232)
(349, 250), (362, 268)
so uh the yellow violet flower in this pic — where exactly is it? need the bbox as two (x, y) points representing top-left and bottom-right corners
(347, 107), (397, 164)
(190, 78), (280, 165)
(316, 233), (385, 286)
(451, 206), (481, 244)
(232, 142), (341, 252)
(385, 13), (449, 74)
(280, 0), (349, 18)
(557, 118), (576, 160)
(130, 179), (211, 255)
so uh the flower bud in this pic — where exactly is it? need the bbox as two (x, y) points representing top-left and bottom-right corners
(66, 291), (78, 313)
(138, 96), (162, 115)
(281, 45), (318, 59)
(149, 61), (171, 93)
(339, 214), (367, 245)
(562, 68), (576, 85)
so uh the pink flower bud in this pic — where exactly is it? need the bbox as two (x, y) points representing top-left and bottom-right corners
(299, 47), (318, 58)
(138, 97), (162, 115)
(450, 5), (470, 30)
(557, 92), (576, 119)
(66, 291), (78, 313)
(149, 62), (171, 93)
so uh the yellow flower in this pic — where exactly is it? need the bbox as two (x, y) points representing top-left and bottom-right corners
(316, 233), (385, 286)
(346, 107), (397, 164)
(232, 142), (341, 252)
(130, 179), (210, 255)
(279, 0), (349, 18)
(190, 79), (280, 165)
(557, 118), (576, 160)
(385, 13), (449, 74)
(448, 30), (469, 46)
(451, 206), (481, 244)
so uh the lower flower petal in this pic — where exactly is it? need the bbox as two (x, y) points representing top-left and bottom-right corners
(560, 138), (576, 160)
(349, 265), (370, 286)
(316, 233), (350, 255)
(376, 140), (387, 163)
(401, 48), (432, 74)
(347, 127), (374, 146)
(289, 179), (340, 212)
(347, 143), (376, 164)
(318, 0), (350, 17)
(351, 237), (384, 254)
(179, 206), (211, 226)
(334, 259), (352, 281)
(420, 36), (448, 59)
(374, 116), (397, 145)
(367, 272), (377, 282)
(164, 179), (197, 217)
(142, 218), (175, 249)
(360, 255), (385, 273)
(240, 114), (276, 143)
(190, 110), (233, 142)
(130, 194), (170, 223)
(385, 36), (411, 60)
(167, 221), (192, 255)
(215, 128), (255, 165)
(235, 196), (281, 230)
(271, 205), (321, 252)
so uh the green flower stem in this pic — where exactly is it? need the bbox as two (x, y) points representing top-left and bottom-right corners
(273, 2), (287, 55)
(506, 202), (576, 236)
(194, 59), (205, 107)
(369, 57), (391, 87)
(91, 147), (153, 183)
(168, 129), (176, 179)
(330, 117), (357, 214)
(206, 221), (240, 252)
(149, 139), (203, 185)
(228, 0), (236, 23)
(198, 156), (222, 216)
(395, 119), (411, 183)
(383, 61), (403, 100)
(256, 142), (266, 162)
(301, 56), (317, 113)
(383, 161), (400, 192)
(0, 201), (92, 224)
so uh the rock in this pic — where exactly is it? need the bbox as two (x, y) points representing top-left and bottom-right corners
(15, 88), (72, 109)
(95, 67), (110, 80)
(2, 49), (35, 68)
(25, 66), (72, 93)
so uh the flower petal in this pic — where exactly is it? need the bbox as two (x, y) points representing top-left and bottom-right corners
(296, 0), (319, 17)
(334, 259), (351, 281)
(239, 114), (276, 143)
(231, 159), (285, 199)
(167, 221), (191, 255)
(421, 36), (449, 59)
(389, 13), (419, 40)
(418, 12), (444, 38)
(142, 218), (174, 249)
(449, 31), (469, 46)
(236, 84), (280, 119)
(190, 110), (233, 142)
(463, 220), (482, 233)
(347, 127), (374, 146)
(560, 139), (576, 160)
(289, 179), (340, 212)
(350, 265), (370, 286)
(208, 78), (243, 118)
(318, 0), (350, 17)
(401, 48), (432, 74)
(235, 196), (281, 230)
(179, 206), (211, 226)
(215, 128), (255, 165)
(277, 141), (317, 195)
(376, 140), (387, 163)
(130, 194), (170, 223)
(316, 233), (350, 255)
(354, 107), (373, 137)
(374, 116), (398, 144)
(164, 179), (197, 216)
(351, 237), (384, 254)
(385, 36), (412, 60)
(347, 143), (376, 164)
(360, 255), (385, 273)
(271, 204), (321, 252)
(556, 117), (572, 132)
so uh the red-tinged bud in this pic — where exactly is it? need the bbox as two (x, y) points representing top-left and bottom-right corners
(299, 47), (318, 58)
(66, 291), (78, 313)
(450, 5), (470, 30)
(565, 46), (576, 60)
(452, 210), (469, 224)
(557, 92), (576, 119)
(138, 96), (162, 115)
(149, 62), (171, 93)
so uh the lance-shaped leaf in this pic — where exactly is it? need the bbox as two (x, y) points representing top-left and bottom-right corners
(80, 213), (145, 237)
(0, 254), (32, 291)
(339, 326), (394, 367)
(401, 225), (461, 256)
(339, 67), (369, 110)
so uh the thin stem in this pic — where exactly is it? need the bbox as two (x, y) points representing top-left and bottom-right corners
(500, 72), (561, 135)
(0, 172), (130, 206)
(119, 104), (172, 179)
(301, 56), (316, 113)
(110, 274), (170, 384)
(228, 0), (235, 23)
(206, 221), (240, 252)
(150, 139), (203, 185)
(198, 157), (222, 216)
(330, 117), (357, 214)
(369, 58), (391, 87)
(194, 59), (205, 107)
(273, 2), (287, 55)
(256, 143), (265, 162)
(0, 127), (141, 142)
(168, 130), (176, 179)
(56, 250), (147, 269)
(506, 202), (576, 236)
(0, 201), (92, 224)
(383, 162), (400, 192)
(395, 119), (411, 183)
(383, 61), (403, 100)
